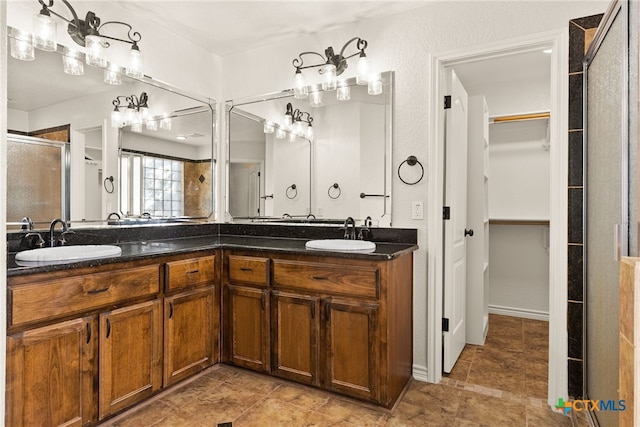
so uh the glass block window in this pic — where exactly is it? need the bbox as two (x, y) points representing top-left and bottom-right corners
(143, 156), (184, 217)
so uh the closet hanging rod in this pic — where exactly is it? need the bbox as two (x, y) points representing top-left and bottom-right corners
(490, 112), (550, 124)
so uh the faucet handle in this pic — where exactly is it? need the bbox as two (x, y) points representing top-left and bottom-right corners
(59, 230), (76, 246)
(24, 232), (45, 249)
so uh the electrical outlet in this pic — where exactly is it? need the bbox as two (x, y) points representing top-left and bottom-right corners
(412, 201), (424, 220)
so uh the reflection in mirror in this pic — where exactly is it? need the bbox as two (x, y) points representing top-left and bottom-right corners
(119, 106), (214, 219)
(226, 71), (393, 226)
(6, 26), (216, 227)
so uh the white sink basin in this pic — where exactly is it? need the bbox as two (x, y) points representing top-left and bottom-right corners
(15, 245), (122, 265)
(305, 239), (376, 253)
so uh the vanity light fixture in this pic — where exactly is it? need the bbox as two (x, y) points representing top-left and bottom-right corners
(11, 0), (144, 78)
(110, 92), (149, 130)
(292, 36), (381, 105)
(265, 102), (314, 141)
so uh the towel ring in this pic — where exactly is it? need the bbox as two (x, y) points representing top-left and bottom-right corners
(286, 184), (297, 199)
(397, 155), (424, 185)
(328, 183), (341, 199)
(103, 176), (115, 193)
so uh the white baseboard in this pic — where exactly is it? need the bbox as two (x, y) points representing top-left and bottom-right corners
(488, 304), (549, 322)
(412, 364), (430, 383)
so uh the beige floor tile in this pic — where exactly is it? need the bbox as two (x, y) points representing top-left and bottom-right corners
(233, 397), (316, 427)
(445, 344), (477, 381)
(526, 404), (572, 426)
(267, 383), (331, 410)
(454, 390), (527, 426)
(315, 396), (387, 425)
(467, 347), (526, 395)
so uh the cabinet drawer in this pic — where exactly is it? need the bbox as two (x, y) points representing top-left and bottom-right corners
(165, 255), (215, 292)
(10, 265), (160, 327)
(228, 255), (269, 286)
(272, 260), (379, 299)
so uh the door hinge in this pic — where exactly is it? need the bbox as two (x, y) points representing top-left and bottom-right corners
(443, 206), (450, 220)
(442, 318), (450, 332)
(444, 95), (452, 109)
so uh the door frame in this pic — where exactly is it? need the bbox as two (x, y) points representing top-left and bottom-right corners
(426, 28), (569, 407)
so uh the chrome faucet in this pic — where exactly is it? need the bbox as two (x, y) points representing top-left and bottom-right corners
(21, 217), (34, 231)
(343, 217), (356, 240)
(48, 218), (74, 247)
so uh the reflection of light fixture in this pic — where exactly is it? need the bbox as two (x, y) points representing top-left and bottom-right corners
(160, 116), (172, 130)
(110, 92), (149, 128)
(62, 47), (83, 75)
(292, 37), (380, 105)
(264, 102), (314, 142)
(10, 0), (144, 78)
(176, 135), (187, 140)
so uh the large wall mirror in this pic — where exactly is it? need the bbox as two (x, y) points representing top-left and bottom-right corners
(226, 71), (393, 226)
(6, 27), (216, 229)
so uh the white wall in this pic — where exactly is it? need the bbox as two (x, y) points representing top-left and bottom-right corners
(220, 0), (608, 376)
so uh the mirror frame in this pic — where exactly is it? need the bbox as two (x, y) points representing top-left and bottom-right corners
(225, 71), (394, 225)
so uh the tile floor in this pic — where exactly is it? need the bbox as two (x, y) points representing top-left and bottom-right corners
(103, 314), (576, 426)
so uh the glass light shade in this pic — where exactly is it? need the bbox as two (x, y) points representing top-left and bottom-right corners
(293, 72), (308, 99)
(131, 122), (142, 133)
(288, 132), (297, 142)
(110, 110), (122, 128)
(306, 125), (314, 141)
(275, 128), (286, 139)
(294, 120), (307, 137)
(63, 48), (84, 75)
(33, 13), (57, 51)
(160, 117), (172, 130)
(126, 48), (144, 78)
(263, 121), (275, 134)
(368, 74), (383, 95)
(10, 28), (35, 61)
(104, 65), (122, 85)
(356, 55), (370, 85)
(145, 119), (158, 131)
(125, 108), (135, 125)
(309, 87), (323, 108)
(85, 35), (107, 68)
(337, 81), (350, 101)
(139, 105), (150, 120)
(283, 114), (293, 130)
(321, 63), (337, 91)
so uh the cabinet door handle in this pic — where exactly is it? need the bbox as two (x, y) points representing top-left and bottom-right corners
(312, 276), (329, 281)
(86, 322), (91, 344)
(106, 318), (111, 339)
(88, 287), (109, 294)
(186, 269), (200, 275)
(240, 267), (253, 272)
(261, 292), (266, 311)
(169, 302), (174, 319)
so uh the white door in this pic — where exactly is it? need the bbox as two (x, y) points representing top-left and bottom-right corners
(443, 69), (469, 373)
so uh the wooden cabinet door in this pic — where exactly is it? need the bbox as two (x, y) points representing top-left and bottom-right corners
(99, 300), (162, 420)
(271, 291), (319, 385)
(321, 299), (379, 402)
(6, 316), (96, 427)
(226, 284), (269, 372)
(164, 287), (216, 387)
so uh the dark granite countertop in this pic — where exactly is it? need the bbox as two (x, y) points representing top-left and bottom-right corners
(7, 228), (418, 277)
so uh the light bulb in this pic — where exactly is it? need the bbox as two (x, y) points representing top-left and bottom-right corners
(356, 55), (370, 85)
(63, 48), (84, 75)
(9, 28), (35, 61)
(85, 35), (107, 68)
(294, 71), (308, 99)
(33, 12), (57, 51)
(126, 46), (144, 78)
(322, 63), (337, 91)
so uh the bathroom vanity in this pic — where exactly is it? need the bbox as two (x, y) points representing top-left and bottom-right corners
(5, 224), (416, 426)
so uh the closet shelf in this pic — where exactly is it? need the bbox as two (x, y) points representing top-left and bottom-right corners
(489, 219), (550, 226)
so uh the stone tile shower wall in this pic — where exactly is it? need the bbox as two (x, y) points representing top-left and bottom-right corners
(567, 13), (603, 399)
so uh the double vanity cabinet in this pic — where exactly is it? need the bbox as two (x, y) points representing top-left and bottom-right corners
(6, 230), (415, 426)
